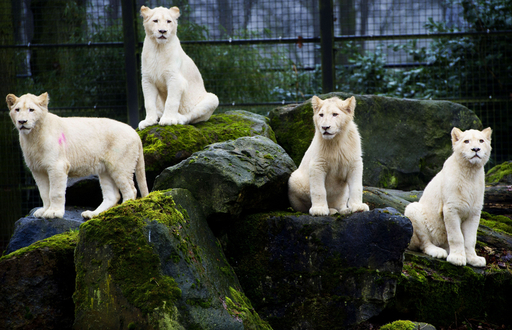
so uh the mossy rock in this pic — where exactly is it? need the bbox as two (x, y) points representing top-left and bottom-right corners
(73, 189), (271, 330)
(269, 93), (482, 190)
(139, 110), (277, 190)
(0, 231), (78, 329)
(382, 250), (512, 328)
(486, 161), (512, 185)
(153, 136), (296, 219)
(223, 209), (413, 329)
(363, 187), (422, 214)
(380, 320), (435, 330)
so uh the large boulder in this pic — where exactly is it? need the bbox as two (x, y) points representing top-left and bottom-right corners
(4, 207), (85, 254)
(269, 92), (482, 190)
(73, 189), (271, 330)
(383, 250), (512, 328)
(153, 136), (297, 219)
(139, 110), (277, 189)
(222, 208), (413, 329)
(0, 231), (78, 330)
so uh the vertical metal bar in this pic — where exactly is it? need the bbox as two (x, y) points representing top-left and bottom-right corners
(121, 0), (139, 129)
(319, 0), (335, 93)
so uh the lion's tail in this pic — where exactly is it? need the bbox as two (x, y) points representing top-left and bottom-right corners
(136, 142), (149, 198)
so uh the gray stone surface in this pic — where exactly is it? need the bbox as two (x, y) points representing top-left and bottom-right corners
(153, 136), (297, 218)
(224, 208), (413, 328)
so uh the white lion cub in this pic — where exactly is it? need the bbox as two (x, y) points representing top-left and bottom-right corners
(138, 6), (219, 130)
(405, 127), (492, 267)
(7, 92), (149, 219)
(288, 96), (369, 216)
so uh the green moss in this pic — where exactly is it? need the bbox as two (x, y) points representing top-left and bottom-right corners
(0, 230), (79, 261)
(139, 111), (276, 173)
(480, 211), (512, 235)
(380, 320), (416, 330)
(224, 287), (273, 330)
(379, 170), (398, 189)
(486, 161), (512, 185)
(392, 252), (508, 326)
(74, 190), (184, 317)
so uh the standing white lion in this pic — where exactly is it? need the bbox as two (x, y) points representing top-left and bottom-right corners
(7, 92), (149, 219)
(405, 127), (492, 267)
(138, 5), (219, 130)
(288, 95), (369, 216)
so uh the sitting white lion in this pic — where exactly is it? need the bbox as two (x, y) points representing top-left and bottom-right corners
(288, 96), (369, 216)
(405, 127), (492, 267)
(138, 5), (219, 130)
(6, 92), (149, 219)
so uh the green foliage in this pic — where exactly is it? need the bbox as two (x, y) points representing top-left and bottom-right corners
(336, 0), (512, 100)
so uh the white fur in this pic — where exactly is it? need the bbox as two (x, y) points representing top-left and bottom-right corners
(138, 6), (219, 130)
(288, 96), (369, 216)
(405, 127), (492, 267)
(7, 92), (149, 219)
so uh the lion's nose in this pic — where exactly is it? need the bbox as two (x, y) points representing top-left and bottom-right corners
(472, 147), (480, 152)
(322, 126), (330, 130)
(159, 29), (167, 34)
(18, 120), (27, 125)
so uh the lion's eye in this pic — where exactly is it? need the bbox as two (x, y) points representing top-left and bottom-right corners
(319, 113), (324, 117)
(153, 19), (158, 23)
(332, 113), (338, 117)
(464, 140), (470, 144)
(15, 108), (19, 112)
(167, 20), (171, 23)
(479, 139), (484, 143)
(29, 108), (35, 112)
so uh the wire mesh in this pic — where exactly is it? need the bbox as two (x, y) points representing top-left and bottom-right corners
(0, 0), (511, 253)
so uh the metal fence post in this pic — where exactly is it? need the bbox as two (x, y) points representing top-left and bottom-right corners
(319, 0), (335, 93)
(121, 0), (139, 129)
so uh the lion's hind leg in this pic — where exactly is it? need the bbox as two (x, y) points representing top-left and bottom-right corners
(404, 202), (448, 259)
(188, 93), (219, 124)
(82, 173), (121, 219)
(288, 170), (311, 213)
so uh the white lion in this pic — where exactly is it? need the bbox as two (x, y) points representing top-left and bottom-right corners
(405, 127), (492, 267)
(138, 5), (219, 130)
(288, 96), (369, 216)
(6, 92), (149, 219)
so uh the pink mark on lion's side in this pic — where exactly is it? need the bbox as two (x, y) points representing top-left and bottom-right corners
(58, 133), (66, 146)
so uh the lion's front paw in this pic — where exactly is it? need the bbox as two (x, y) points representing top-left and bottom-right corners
(467, 255), (486, 268)
(309, 205), (330, 216)
(159, 113), (188, 126)
(81, 210), (98, 219)
(349, 203), (369, 213)
(447, 253), (466, 266)
(424, 245), (448, 259)
(33, 207), (47, 218)
(42, 208), (65, 219)
(138, 118), (158, 130)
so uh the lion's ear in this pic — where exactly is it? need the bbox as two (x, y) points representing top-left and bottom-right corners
(343, 96), (356, 114)
(140, 6), (151, 20)
(6, 94), (18, 109)
(170, 6), (180, 19)
(451, 127), (463, 144)
(311, 96), (323, 114)
(38, 92), (49, 108)
(482, 127), (492, 141)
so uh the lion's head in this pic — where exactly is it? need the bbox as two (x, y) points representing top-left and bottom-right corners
(312, 95), (356, 140)
(6, 92), (49, 135)
(141, 6), (180, 45)
(451, 127), (492, 166)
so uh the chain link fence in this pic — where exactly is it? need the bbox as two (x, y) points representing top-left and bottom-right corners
(1, 0), (511, 253)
